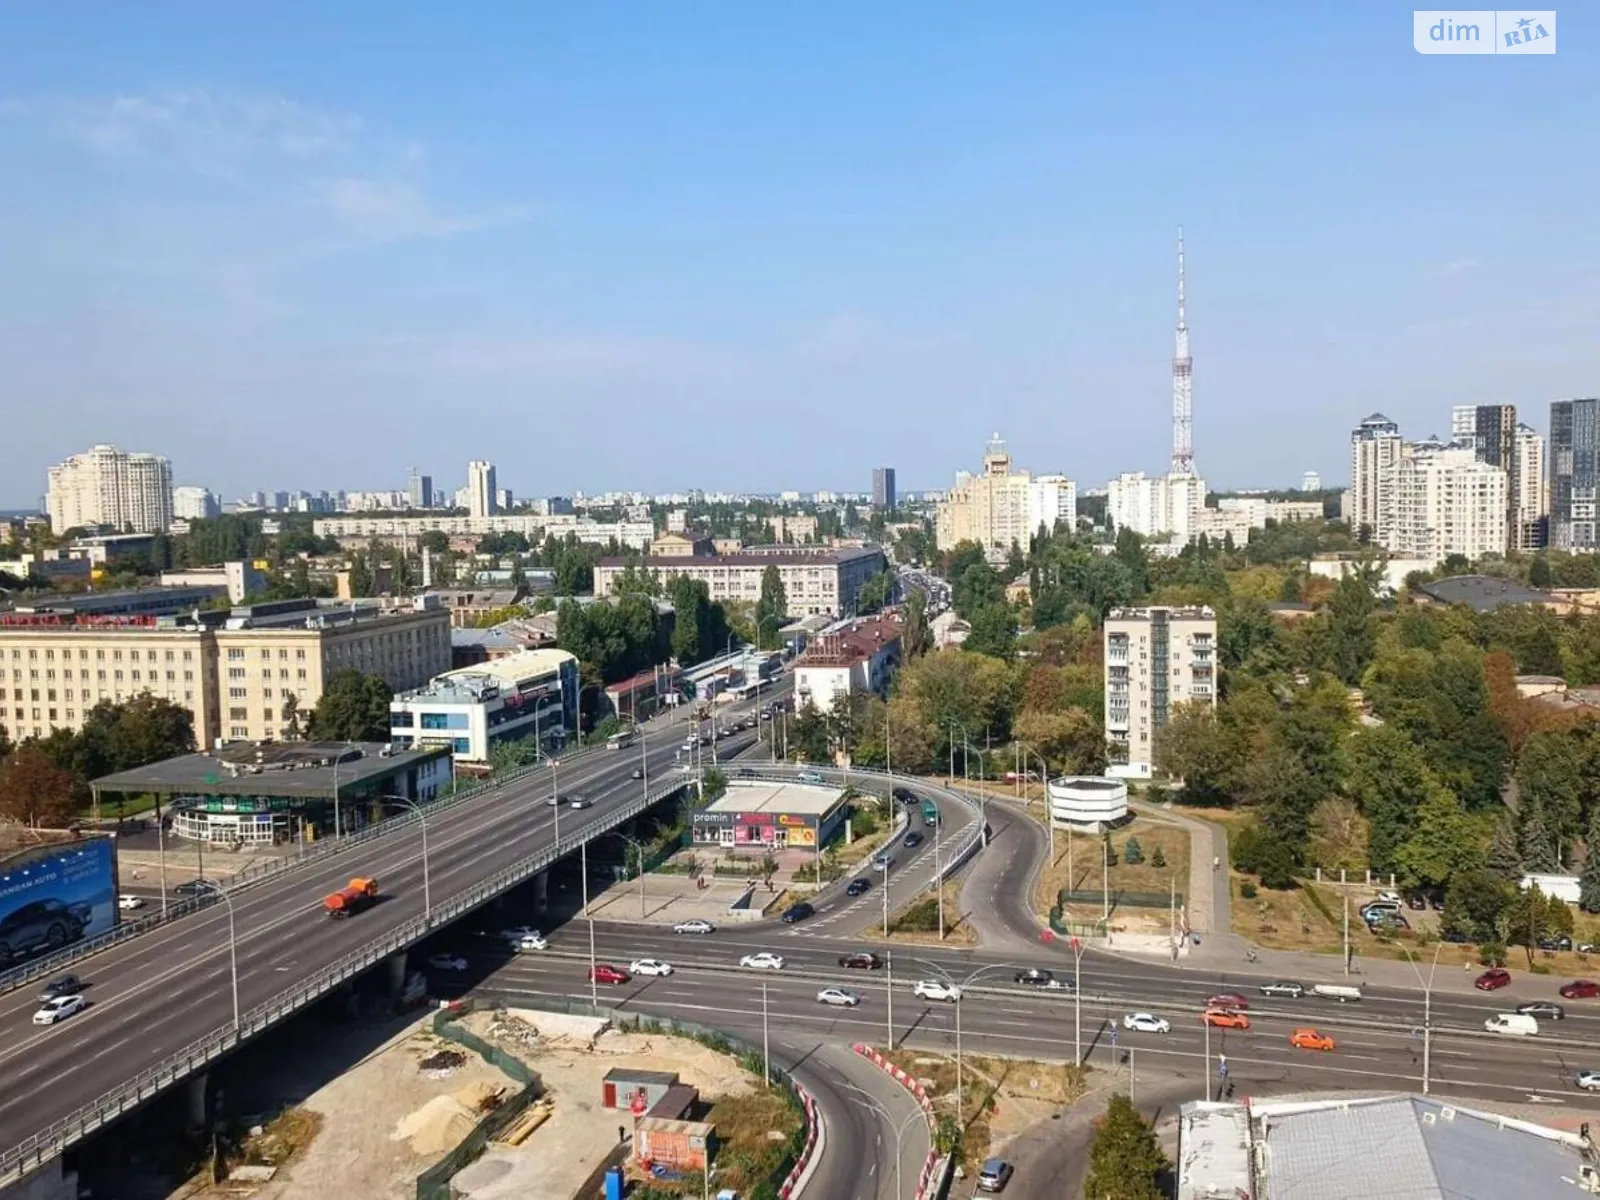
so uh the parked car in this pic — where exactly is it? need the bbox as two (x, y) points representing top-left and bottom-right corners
(845, 878), (872, 897)
(1475, 968), (1512, 991)
(1122, 1012), (1171, 1034)
(629, 959), (674, 977)
(977, 1158), (1015, 1192)
(1406, 893), (1428, 911)
(1539, 935), (1574, 952)
(1518, 1001), (1566, 1020)
(1289, 1028), (1336, 1051)
(1202, 1009), (1250, 1030)
(1259, 981), (1304, 999)
(903, 831), (925, 849)
(117, 895), (146, 911)
(1014, 968), (1055, 987)
(781, 902), (815, 924)
(1205, 993), (1249, 1010)
(740, 952), (786, 971)
(914, 979), (961, 1002)
(38, 975), (84, 1002)
(1576, 1070), (1600, 1092)
(839, 952), (883, 970)
(817, 987), (861, 1007)
(588, 963), (630, 985)
(1375, 891), (1402, 905)
(426, 953), (468, 972)
(674, 919), (716, 935)
(33, 995), (87, 1025)
(1561, 980), (1600, 1000)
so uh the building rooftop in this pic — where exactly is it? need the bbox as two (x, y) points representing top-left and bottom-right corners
(450, 627), (525, 652)
(1412, 574), (1552, 613)
(1177, 1102), (1253, 1200)
(396, 647), (577, 704)
(796, 613), (903, 667)
(91, 741), (449, 798)
(1107, 605), (1217, 621)
(704, 780), (847, 818)
(597, 545), (882, 568)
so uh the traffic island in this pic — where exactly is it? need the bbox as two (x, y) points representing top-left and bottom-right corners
(864, 880), (975, 946)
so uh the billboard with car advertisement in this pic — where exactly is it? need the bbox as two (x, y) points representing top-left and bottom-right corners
(0, 837), (116, 967)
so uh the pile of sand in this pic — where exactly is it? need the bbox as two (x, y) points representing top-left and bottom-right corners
(394, 1094), (477, 1158)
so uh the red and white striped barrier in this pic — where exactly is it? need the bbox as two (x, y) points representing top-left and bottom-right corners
(852, 1043), (946, 1200)
(776, 1085), (822, 1198)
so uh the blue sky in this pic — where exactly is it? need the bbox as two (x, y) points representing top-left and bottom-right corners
(2, 3), (1596, 504)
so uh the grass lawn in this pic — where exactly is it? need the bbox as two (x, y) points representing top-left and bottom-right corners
(863, 881), (975, 946)
(1033, 820), (1190, 927)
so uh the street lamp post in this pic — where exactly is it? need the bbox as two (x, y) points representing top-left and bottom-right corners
(198, 880), (240, 1031)
(549, 756), (562, 848)
(1019, 743), (1055, 862)
(1069, 936), (1088, 1064)
(382, 795), (432, 921)
(1402, 943), (1445, 1094)
(330, 739), (354, 840)
(906, 958), (1029, 1122)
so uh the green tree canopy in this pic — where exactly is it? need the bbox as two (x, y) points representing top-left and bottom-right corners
(1083, 1093), (1168, 1200)
(307, 670), (394, 742)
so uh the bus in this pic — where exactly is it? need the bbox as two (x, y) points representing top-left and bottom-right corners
(606, 729), (636, 751)
(921, 801), (940, 827)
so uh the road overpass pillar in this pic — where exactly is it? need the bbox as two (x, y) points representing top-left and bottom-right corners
(187, 1072), (209, 1129)
(387, 951), (408, 998)
(533, 870), (549, 913)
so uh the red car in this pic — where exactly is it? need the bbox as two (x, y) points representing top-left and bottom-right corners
(588, 963), (631, 985)
(1205, 993), (1250, 1011)
(1475, 968), (1511, 991)
(1561, 979), (1600, 1000)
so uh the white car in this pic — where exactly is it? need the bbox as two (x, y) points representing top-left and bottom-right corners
(914, 980), (962, 1003)
(817, 987), (860, 1007)
(1576, 1070), (1600, 1092)
(427, 953), (468, 972)
(1122, 1012), (1171, 1034)
(569, 796), (593, 809)
(33, 995), (86, 1025)
(1375, 891), (1402, 905)
(740, 952), (786, 971)
(674, 919), (716, 935)
(117, 895), (145, 911)
(630, 959), (674, 977)
(514, 934), (549, 952)
(501, 926), (542, 943)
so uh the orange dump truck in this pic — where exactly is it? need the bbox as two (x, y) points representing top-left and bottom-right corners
(323, 876), (379, 918)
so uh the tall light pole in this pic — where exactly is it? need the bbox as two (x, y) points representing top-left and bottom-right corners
(906, 958), (1028, 1122)
(761, 980), (771, 1087)
(1019, 743), (1055, 862)
(198, 880), (240, 1032)
(1402, 943), (1444, 1094)
(1070, 936), (1088, 1064)
(330, 739), (354, 840)
(549, 756), (562, 848)
(615, 831), (648, 919)
(383, 795), (432, 921)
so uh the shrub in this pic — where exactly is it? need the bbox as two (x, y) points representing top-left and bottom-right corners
(1239, 881), (1258, 900)
(1150, 846), (1167, 869)
(1231, 824), (1265, 873)
(1479, 942), (1508, 967)
(1124, 837), (1145, 865)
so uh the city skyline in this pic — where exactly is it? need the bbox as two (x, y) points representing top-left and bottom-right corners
(4, 5), (1598, 502)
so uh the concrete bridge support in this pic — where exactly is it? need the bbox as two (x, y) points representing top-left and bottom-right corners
(187, 1071), (209, 1129)
(387, 951), (408, 997)
(0, 1160), (78, 1200)
(533, 869), (549, 914)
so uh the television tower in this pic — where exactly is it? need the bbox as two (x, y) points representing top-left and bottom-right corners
(1170, 226), (1195, 475)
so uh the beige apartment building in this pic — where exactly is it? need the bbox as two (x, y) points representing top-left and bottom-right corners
(1104, 605), (1217, 779)
(936, 434), (1036, 558)
(595, 545), (886, 618)
(0, 600), (450, 748)
(46, 443), (174, 535)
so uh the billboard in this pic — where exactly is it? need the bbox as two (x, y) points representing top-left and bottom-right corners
(0, 838), (116, 967)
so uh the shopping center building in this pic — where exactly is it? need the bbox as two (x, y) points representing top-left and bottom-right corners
(388, 648), (579, 763)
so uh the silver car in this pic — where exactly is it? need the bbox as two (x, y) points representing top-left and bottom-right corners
(1577, 1070), (1600, 1092)
(1259, 981), (1304, 999)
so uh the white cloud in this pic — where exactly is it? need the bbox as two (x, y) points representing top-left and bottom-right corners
(310, 177), (529, 244)
(370, 332), (744, 386)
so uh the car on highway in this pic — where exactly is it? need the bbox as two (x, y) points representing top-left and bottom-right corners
(845, 877), (872, 897)
(903, 831), (925, 849)
(1205, 993), (1249, 1010)
(545, 795), (562, 807)
(1561, 980), (1600, 1000)
(914, 979), (961, 1002)
(629, 959), (674, 977)
(426, 953), (468, 972)
(1289, 1028), (1336, 1052)
(1518, 1001), (1566, 1020)
(1122, 1012), (1171, 1034)
(977, 1158), (1015, 1193)
(740, 952), (786, 971)
(781, 902), (815, 924)
(797, 769), (825, 784)
(1576, 1070), (1600, 1092)
(501, 925), (542, 943)
(631, 768), (644, 779)
(33, 995), (87, 1026)
(1202, 1008), (1250, 1030)
(893, 788), (918, 806)
(674, 919), (716, 935)
(1475, 968), (1512, 991)
(839, 952), (883, 970)
(873, 853), (895, 871)
(117, 894), (146, 911)
(588, 963), (631, 985)
(1258, 981), (1304, 999)
(568, 796), (593, 809)
(1014, 968), (1055, 987)
(171, 879), (216, 897)
(513, 934), (549, 952)
(817, 987), (861, 1007)
(38, 975), (84, 1002)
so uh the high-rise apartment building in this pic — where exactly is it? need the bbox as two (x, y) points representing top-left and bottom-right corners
(172, 486), (220, 521)
(935, 434), (1035, 558)
(1302, 471), (1322, 493)
(1348, 414), (1404, 542)
(1104, 471), (1206, 543)
(46, 444), (174, 535)
(872, 467), (897, 512)
(1028, 475), (1078, 536)
(1551, 399), (1600, 550)
(407, 468), (433, 510)
(466, 460), (497, 519)
(1515, 423), (1548, 549)
(1104, 605), (1216, 779)
(1390, 445), (1509, 561)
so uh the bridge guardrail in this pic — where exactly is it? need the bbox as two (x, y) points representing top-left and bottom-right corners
(0, 769), (695, 1186)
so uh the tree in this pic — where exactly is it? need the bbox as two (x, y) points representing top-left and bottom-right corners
(0, 745), (82, 827)
(1487, 811), (1524, 881)
(1442, 869), (1513, 943)
(755, 566), (788, 649)
(346, 551), (374, 598)
(280, 694), (304, 741)
(1083, 1093), (1167, 1200)
(86, 694), (196, 772)
(902, 587), (932, 658)
(1016, 708), (1107, 776)
(1392, 786), (1479, 890)
(1581, 809), (1600, 912)
(963, 602), (1017, 660)
(1507, 883), (1574, 967)
(1530, 555), (1553, 588)
(1518, 794), (1559, 873)
(307, 670), (394, 742)
(1517, 729), (1585, 860)
(1154, 704), (1247, 808)
(1308, 797), (1369, 873)
(1345, 725), (1440, 872)
(1124, 837), (1144, 865)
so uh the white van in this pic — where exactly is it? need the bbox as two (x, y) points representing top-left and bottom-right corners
(1485, 1012), (1539, 1036)
(1310, 983), (1364, 1002)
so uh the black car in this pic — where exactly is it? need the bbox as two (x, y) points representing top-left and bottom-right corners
(839, 952), (883, 970)
(845, 877), (872, 897)
(1539, 935), (1575, 952)
(0, 898), (92, 963)
(781, 902), (815, 924)
(1518, 1000), (1567, 1020)
(893, 787), (918, 806)
(903, 831), (925, 849)
(1014, 967), (1055, 987)
(38, 974), (84, 1002)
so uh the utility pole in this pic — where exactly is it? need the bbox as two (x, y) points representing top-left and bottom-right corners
(885, 952), (894, 1049)
(1204, 1017), (1211, 1103)
(1170, 873), (1177, 962)
(1102, 831), (1110, 924)
(936, 806), (945, 940)
(1343, 896), (1350, 977)
(762, 981), (771, 1087)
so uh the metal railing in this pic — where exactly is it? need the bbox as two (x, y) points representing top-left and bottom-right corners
(0, 771), (694, 1186)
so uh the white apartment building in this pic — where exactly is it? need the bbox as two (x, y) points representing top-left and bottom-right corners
(1348, 414), (1404, 542)
(46, 444), (174, 535)
(466, 460), (498, 519)
(1028, 474), (1078, 537)
(1390, 445), (1509, 561)
(791, 614), (902, 716)
(1105, 471), (1206, 544)
(312, 514), (654, 550)
(1104, 605), (1217, 779)
(172, 486), (220, 521)
(595, 545), (887, 617)
(1516, 423), (1548, 549)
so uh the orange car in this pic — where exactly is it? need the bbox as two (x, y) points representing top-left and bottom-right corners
(1289, 1028), (1336, 1052)
(1202, 1008), (1250, 1030)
